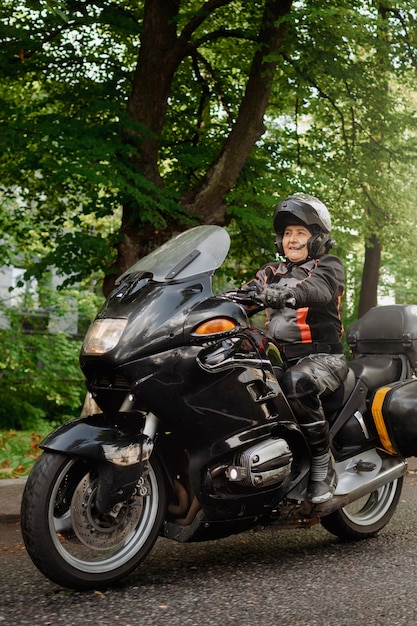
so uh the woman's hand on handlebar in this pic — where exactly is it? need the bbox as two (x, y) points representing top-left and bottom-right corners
(258, 286), (296, 309)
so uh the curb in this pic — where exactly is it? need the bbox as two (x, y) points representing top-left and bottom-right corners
(0, 477), (27, 523)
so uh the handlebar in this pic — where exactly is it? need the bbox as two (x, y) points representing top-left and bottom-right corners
(223, 288), (296, 309)
(223, 288), (264, 308)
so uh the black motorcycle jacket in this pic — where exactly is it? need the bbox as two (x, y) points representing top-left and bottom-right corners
(247, 254), (345, 359)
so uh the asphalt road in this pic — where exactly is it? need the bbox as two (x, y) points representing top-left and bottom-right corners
(2, 472), (417, 626)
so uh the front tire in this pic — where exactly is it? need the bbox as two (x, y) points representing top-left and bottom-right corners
(21, 451), (167, 589)
(321, 477), (403, 540)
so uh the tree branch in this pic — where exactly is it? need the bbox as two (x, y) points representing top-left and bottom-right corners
(179, 0), (234, 45)
(384, 7), (417, 71)
(282, 53), (352, 156)
(180, 0), (294, 223)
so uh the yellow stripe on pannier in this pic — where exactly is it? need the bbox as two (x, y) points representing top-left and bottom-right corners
(371, 386), (398, 455)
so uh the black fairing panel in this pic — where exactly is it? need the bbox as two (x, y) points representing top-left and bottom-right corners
(81, 277), (211, 368)
(104, 327), (289, 447)
(80, 279), (250, 413)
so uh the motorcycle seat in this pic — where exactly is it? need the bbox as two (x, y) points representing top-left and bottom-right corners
(348, 355), (402, 390)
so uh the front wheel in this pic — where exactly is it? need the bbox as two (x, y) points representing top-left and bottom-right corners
(321, 477), (403, 540)
(21, 451), (167, 589)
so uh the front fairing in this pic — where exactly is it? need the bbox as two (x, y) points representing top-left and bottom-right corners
(81, 226), (231, 363)
(88, 276), (213, 364)
(81, 288), (251, 411)
(80, 225), (251, 397)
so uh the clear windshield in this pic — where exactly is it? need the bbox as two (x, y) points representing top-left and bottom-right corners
(116, 225), (230, 283)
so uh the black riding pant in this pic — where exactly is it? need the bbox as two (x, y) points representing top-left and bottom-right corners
(280, 354), (348, 456)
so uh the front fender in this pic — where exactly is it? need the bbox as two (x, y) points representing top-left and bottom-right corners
(41, 412), (151, 463)
(41, 412), (154, 514)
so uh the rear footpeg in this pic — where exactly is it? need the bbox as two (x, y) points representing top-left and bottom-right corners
(314, 456), (406, 517)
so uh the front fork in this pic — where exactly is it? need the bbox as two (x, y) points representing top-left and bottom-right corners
(95, 410), (160, 514)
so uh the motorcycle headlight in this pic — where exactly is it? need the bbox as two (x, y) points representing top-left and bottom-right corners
(82, 318), (128, 355)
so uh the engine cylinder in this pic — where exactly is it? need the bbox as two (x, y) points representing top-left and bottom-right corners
(226, 438), (293, 488)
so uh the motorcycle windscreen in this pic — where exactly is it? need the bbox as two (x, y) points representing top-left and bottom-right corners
(371, 379), (417, 457)
(116, 225), (231, 284)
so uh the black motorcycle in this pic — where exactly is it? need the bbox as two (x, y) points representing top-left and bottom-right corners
(21, 225), (417, 590)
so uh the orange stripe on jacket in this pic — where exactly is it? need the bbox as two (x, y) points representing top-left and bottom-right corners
(296, 307), (313, 343)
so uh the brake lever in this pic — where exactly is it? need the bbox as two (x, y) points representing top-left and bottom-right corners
(228, 288), (264, 307)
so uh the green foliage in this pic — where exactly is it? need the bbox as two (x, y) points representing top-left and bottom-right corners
(0, 308), (87, 430)
(2, 0), (417, 319)
(0, 429), (50, 478)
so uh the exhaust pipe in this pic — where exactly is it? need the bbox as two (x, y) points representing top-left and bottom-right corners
(314, 457), (407, 517)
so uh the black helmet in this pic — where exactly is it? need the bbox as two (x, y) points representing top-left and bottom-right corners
(273, 193), (335, 258)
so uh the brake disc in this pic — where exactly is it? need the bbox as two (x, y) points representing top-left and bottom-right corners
(70, 473), (145, 550)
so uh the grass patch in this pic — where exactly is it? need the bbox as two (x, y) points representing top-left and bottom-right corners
(0, 428), (53, 479)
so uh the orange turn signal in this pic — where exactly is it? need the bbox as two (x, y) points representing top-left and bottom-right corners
(194, 318), (237, 336)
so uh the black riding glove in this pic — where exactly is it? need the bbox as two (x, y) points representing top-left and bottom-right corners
(259, 286), (296, 309)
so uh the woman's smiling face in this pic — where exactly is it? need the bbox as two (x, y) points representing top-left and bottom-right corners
(282, 224), (312, 262)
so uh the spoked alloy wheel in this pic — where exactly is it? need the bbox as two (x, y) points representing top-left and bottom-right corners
(21, 451), (166, 589)
(321, 477), (403, 540)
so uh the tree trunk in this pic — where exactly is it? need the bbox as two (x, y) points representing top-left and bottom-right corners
(103, 0), (293, 296)
(356, 5), (389, 319)
(357, 234), (382, 318)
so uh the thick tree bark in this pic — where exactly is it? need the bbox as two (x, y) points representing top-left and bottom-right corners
(103, 0), (293, 295)
(357, 234), (382, 318)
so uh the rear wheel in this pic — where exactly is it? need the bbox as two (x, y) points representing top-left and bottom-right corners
(321, 477), (403, 540)
(21, 451), (167, 589)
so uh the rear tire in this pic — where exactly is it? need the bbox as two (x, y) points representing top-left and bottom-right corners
(21, 451), (167, 589)
(321, 477), (403, 540)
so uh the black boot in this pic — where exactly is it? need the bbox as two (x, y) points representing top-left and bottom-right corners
(307, 453), (337, 504)
(280, 365), (337, 504)
(294, 420), (337, 504)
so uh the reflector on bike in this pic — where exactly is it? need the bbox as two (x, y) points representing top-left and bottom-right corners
(194, 318), (237, 335)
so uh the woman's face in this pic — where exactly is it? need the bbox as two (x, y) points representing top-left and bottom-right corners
(282, 224), (312, 262)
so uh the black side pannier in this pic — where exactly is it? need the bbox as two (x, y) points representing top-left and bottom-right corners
(347, 304), (417, 370)
(371, 379), (417, 457)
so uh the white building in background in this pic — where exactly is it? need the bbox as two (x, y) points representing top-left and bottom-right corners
(0, 265), (79, 335)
